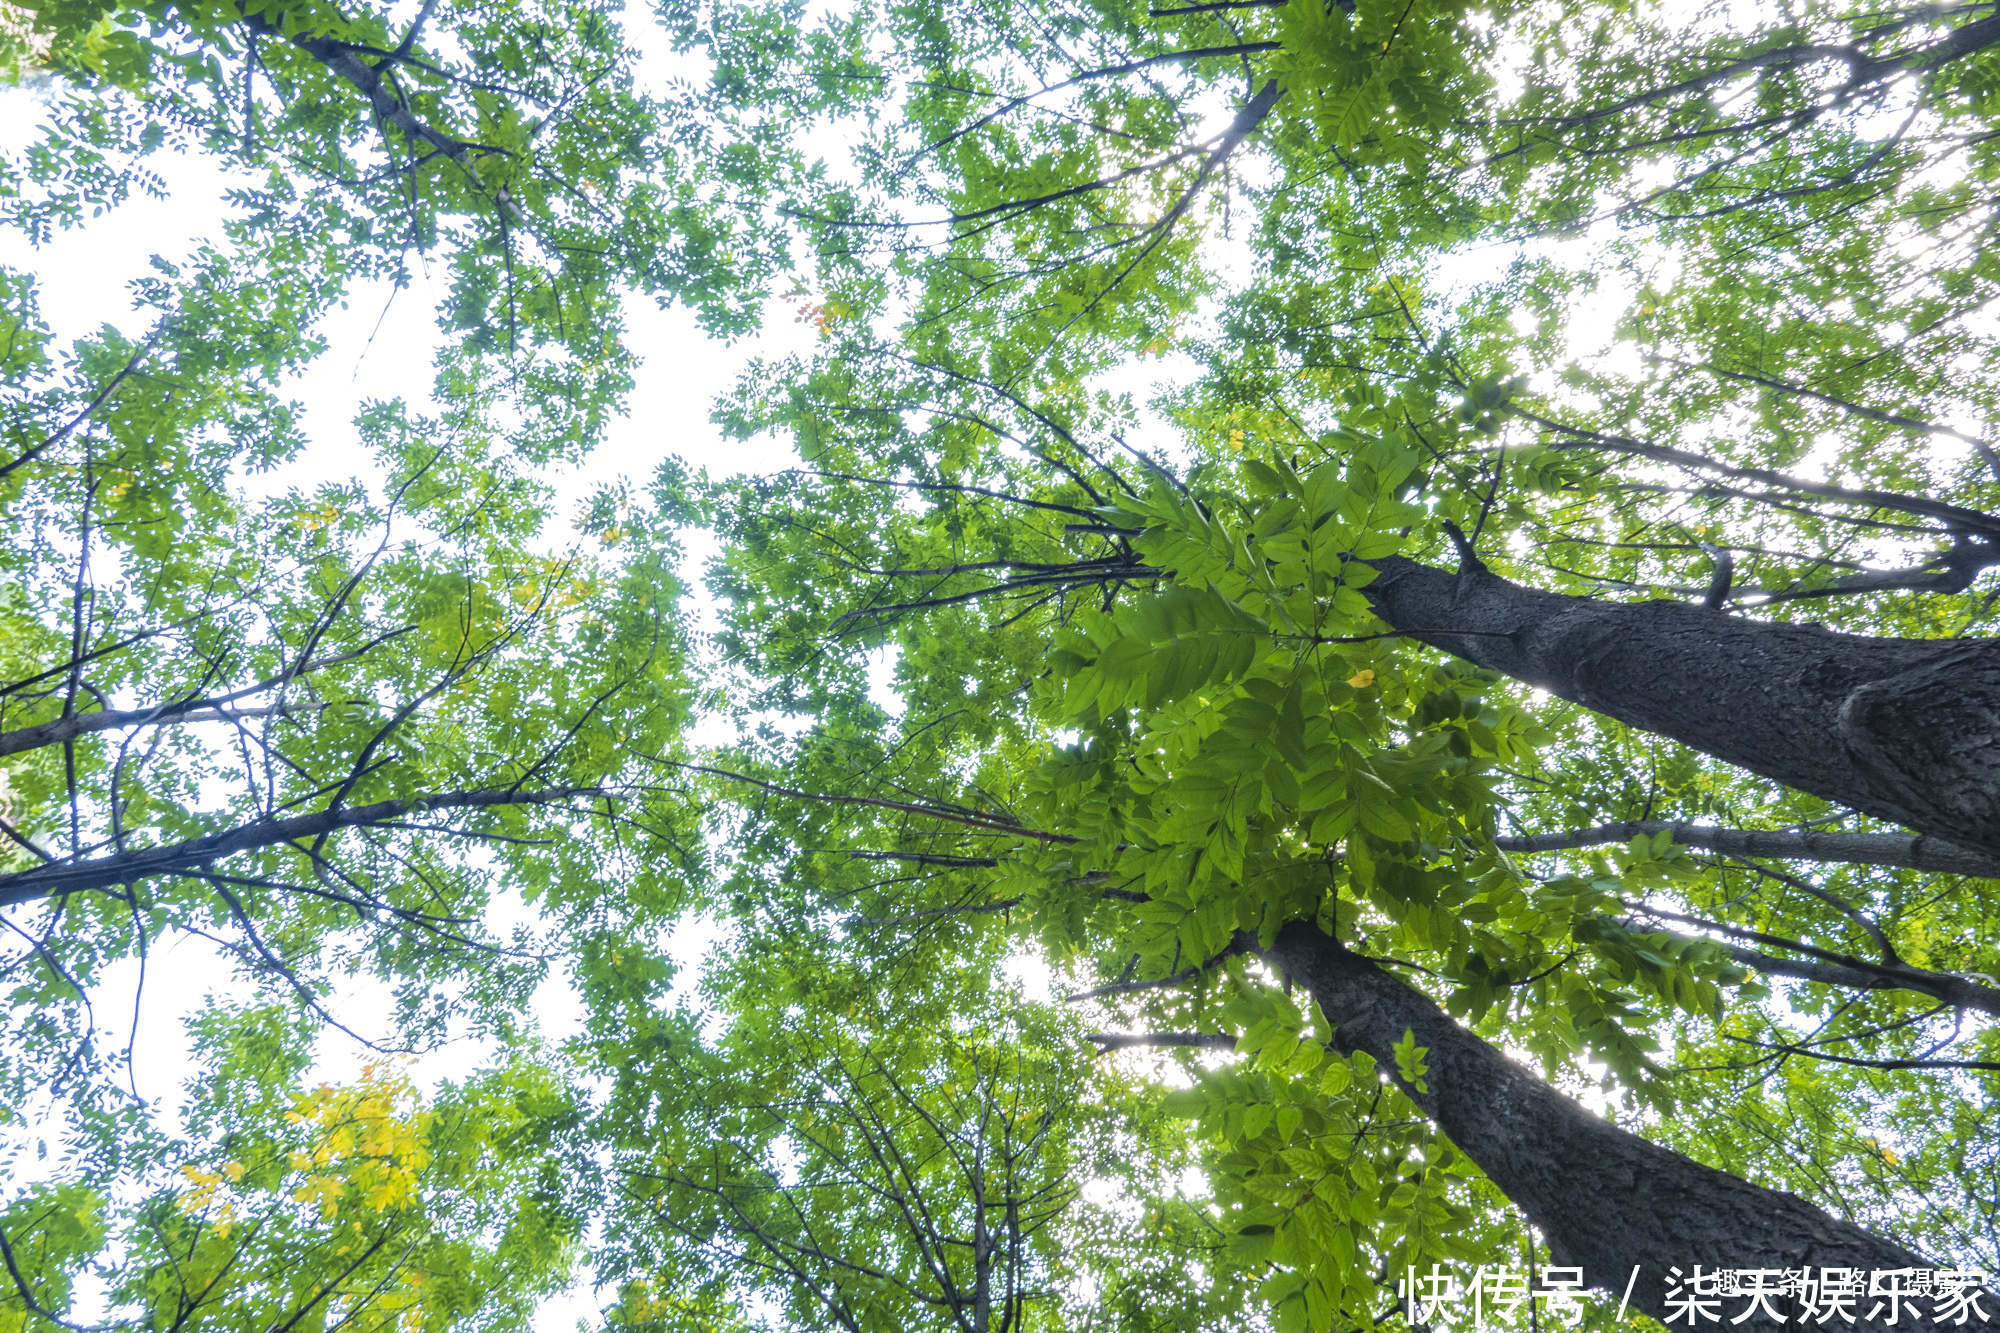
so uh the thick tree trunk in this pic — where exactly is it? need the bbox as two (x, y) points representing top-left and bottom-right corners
(1364, 555), (2000, 857)
(1264, 922), (1946, 1329)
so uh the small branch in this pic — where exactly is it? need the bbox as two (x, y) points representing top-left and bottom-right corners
(1440, 520), (1490, 578)
(243, 14), (506, 173)
(842, 851), (1003, 868)
(848, 897), (1023, 927)
(1649, 354), (1993, 452)
(394, 0), (441, 55)
(830, 564), (1163, 628)
(0, 333), (160, 484)
(0, 786), (607, 907)
(652, 758), (1080, 845)
(1043, 80), (1282, 342)
(1504, 949), (1578, 988)
(1151, 0), (1290, 13)
(797, 470), (1104, 520)
(1714, 942), (1908, 997)
(1721, 854), (1899, 966)
(0, 701), (322, 759)
(0, 808), (57, 864)
(1516, 408), (2000, 537)
(915, 45), (1280, 177)
(0, 1226), (126, 1333)
(1733, 540), (2000, 606)
(1721, 1033), (2000, 1073)
(1612, 904), (2000, 1017)
(1699, 541), (1734, 611)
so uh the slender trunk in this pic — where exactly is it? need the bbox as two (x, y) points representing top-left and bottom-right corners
(971, 1156), (991, 1333)
(1264, 922), (1945, 1328)
(1364, 555), (2000, 857)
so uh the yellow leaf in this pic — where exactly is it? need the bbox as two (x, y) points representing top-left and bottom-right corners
(293, 1175), (346, 1219)
(1346, 669), (1376, 688)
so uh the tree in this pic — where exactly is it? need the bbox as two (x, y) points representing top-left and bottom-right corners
(0, 0), (810, 1317)
(3, 0), (793, 458)
(1, 1002), (588, 1333)
(686, 446), (1997, 1323)
(655, 0), (2000, 1318)
(0, 183), (708, 1300)
(598, 945), (1234, 1333)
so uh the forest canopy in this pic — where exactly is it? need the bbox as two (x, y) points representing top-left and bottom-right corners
(3, 0), (2000, 1326)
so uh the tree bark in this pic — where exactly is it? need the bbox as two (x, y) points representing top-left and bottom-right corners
(1264, 922), (1948, 1328)
(1364, 555), (2000, 858)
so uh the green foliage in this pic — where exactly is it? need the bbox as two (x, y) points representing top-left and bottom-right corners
(595, 934), (1240, 1333)
(12, 0), (2000, 1325)
(3, 0), (796, 462)
(668, 0), (2000, 1316)
(2, 1005), (586, 1333)
(0, 175), (708, 1316)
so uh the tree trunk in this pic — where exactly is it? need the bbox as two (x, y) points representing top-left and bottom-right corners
(1264, 922), (1945, 1329)
(1364, 555), (2000, 857)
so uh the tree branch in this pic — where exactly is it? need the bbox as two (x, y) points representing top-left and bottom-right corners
(848, 897), (1024, 927)
(243, 14), (506, 172)
(1085, 1031), (1237, 1051)
(0, 1225), (126, 1333)
(1065, 931), (1255, 1001)
(1513, 407), (2000, 537)
(0, 333), (160, 484)
(0, 786), (607, 907)
(1722, 1033), (2000, 1073)
(1611, 905), (2000, 1017)
(1495, 819), (2000, 878)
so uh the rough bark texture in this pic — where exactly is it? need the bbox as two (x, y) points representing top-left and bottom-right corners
(1264, 922), (1945, 1328)
(1366, 556), (2000, 857)
(1494, 820), (2000, 879)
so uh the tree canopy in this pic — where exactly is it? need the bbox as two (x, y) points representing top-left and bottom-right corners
(5, 0), (2000, 1326)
